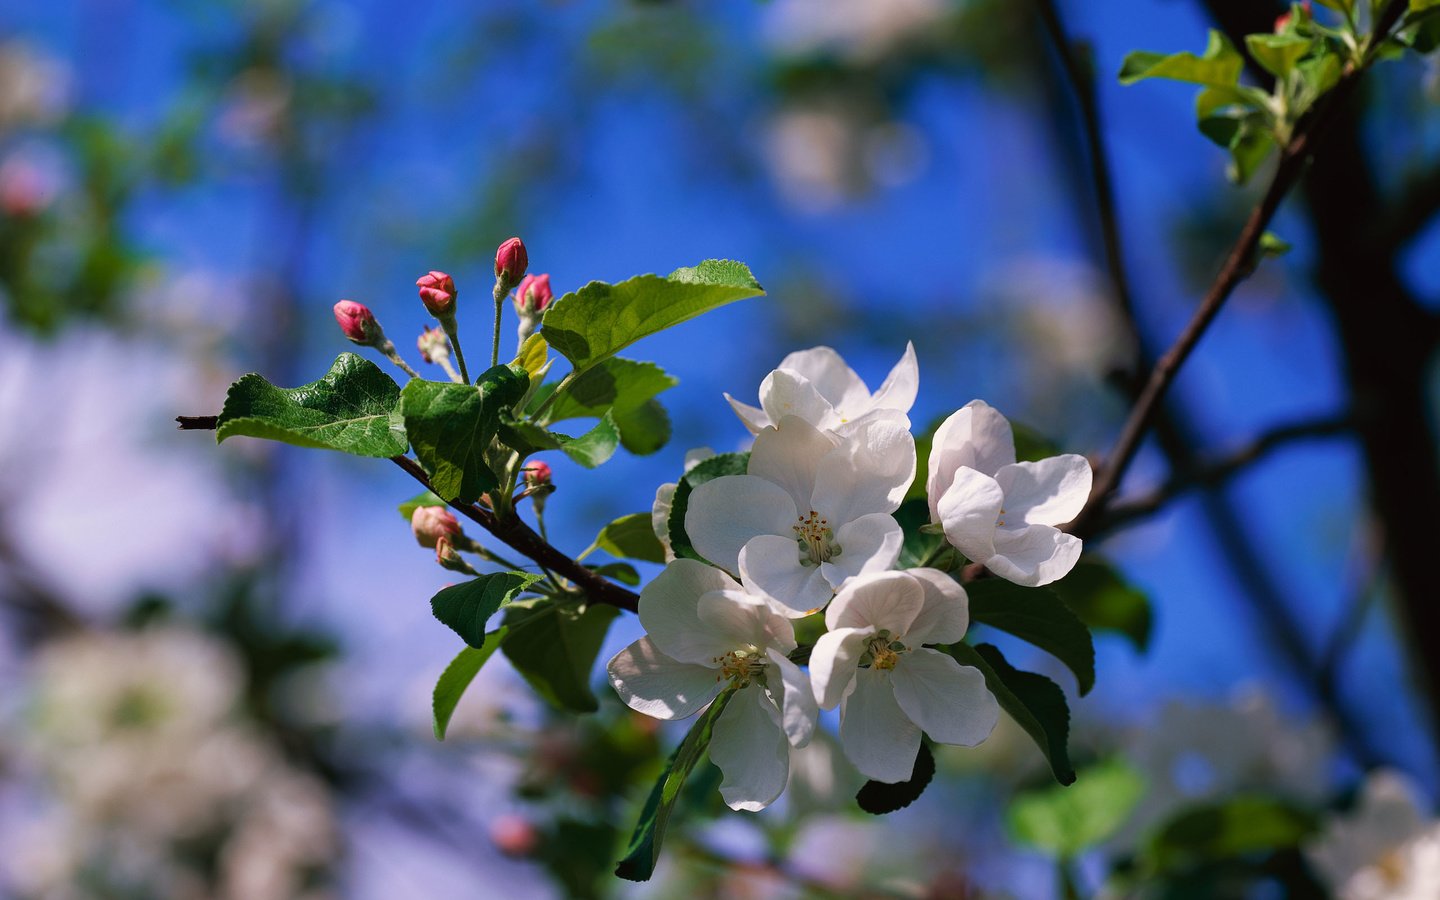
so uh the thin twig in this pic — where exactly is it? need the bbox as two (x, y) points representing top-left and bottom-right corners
(1094, 413), (1354, 533)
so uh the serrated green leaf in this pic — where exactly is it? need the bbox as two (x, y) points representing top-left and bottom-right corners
(594, 513), (667, 564)
(615, 689), (734, 882)
(1146, 796), (1319, 872)
(614, 397), (672, 455)
(1245, 33), (1313, 77)
(1008, 759), (1146, 858)
(1118, 30), (1244, 88)
(400, 365), (529, 503)
(216, 352), (407, 457)
(666, 452), (752, 563)
(546, 357), (678, 423)
(431, 572), (543, 647)
(946, 642), (1075, 784)
(500, 412), (621, 469)
(967, 580), (1096, 695)
(398, 490), (447, 522)
(1050, 559), (1153, 653)
(1227, 121), (1276, 185)
(856, 741), (936, 815)
(502, 600), (620, 713)
(432, 631), (508, 741)
(541, 260), (764, 376)
(513, 333), (548, 380)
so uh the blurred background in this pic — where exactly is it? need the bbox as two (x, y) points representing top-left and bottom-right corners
(1, 0), (1438, 897)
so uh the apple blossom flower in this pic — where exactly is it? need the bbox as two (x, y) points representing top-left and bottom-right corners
(725, 342), (918, 434)
(809, 569), (998, 783)
(606, 559), (818, 811)
(514, 273), (552, 316)
(494, 236), (528, 291)
(1306, 770), (1440, 900)
(927, 400), (1091, 587)
(416, 270), (457, 318)
(332, 300), (383, 346)
(652, 447), (716, 562)
(411, 505), (461, 549)
(685, 414), (914, 616)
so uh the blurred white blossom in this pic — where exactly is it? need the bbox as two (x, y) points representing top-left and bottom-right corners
(763, 0), (951, 61)
(1307, 770), (1440, 900)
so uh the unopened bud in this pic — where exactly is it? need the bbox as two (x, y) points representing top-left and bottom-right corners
(489, 814), (541, 858)
(524, 461), (553, 490)
(333, 300), (384, 346)
(435, 534), (472, 573)
(412, 505), (461, 549)
(416, 270), (457, 319)
(514, 273), (553, 316)
(417, 326), (451, 365)
(1275, 1), (1310, 31)
(494, 237), (528, 291)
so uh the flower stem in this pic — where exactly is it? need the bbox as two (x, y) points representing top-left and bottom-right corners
(378, 341), (420, 379)
(441, 319), (470, 385)
(491, 284), (505, 368)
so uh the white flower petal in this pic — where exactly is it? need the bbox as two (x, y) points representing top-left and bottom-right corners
(866, 341), (919, 418)
(902, 568), (970, 646)
(739, 533), (834, 617)
(697, 588), (797, 655)
(639, 559), (743, 663)
(686, 475), (798, 573)
(758, 369), (837, 433)
(606, 637), (724, 719)
(724, 392), (770, 434)
(811, 413), (915, 523)
(927, 400), (1016, 520)
(994, 455), (1092, 527)
(825, 571), (925, 636)
(748, 415), (837, 514)
(891, 648), (999, 747)
(809, 625), (874, 709)
(821, 513), (903, 586)
(652, 482), (677, 562)
(987, 524), (1082, 587)
(776, 345), (868, 413)
(839, 668), (923, 783)
(710, 683), (790, 811)
(936, 467), (1004, 564)
(766, 648), (817, 748)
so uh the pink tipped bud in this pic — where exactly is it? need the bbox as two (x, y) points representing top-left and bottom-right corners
(1275, 1), (1310, 30)
(333, 300), (383, 346)
(514, 273), (553, 315)
(524, 461), (553, 489)
(435, 533), (468, 571)
(412, 505), (461, 549)
(494, 237), (528, 289)
(416, 270), (457, 318)
(416, 326), (451, 364)
(489, 814), (541, 858)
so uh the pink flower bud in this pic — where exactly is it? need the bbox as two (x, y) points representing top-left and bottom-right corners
(494, 237), (528, 288)
(524, 461), (552, 489)
(333, 300), (382, 346)
(416, 270), (457, 318)
(489, 814), (541, 858)
(1275, 1), (1310, 31)
(514, 273), (553, 315)
(412, 505), (461, 549)
(416, 326), (451, 364)
(435, 533), (464, 569)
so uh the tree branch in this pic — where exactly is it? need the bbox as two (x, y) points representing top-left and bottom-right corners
(1094, 414), (1355, 533)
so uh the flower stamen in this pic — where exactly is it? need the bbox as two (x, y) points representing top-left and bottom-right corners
(793, 510), (840, 567)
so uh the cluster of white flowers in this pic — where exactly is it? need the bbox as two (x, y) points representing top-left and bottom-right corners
(610, 345), (1092, 809)
(1306, 770), (1440, 900)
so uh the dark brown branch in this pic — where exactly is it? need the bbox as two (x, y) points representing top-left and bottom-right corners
(177, 415), (219, 430)
(1072, 0), (1408, 535)
(388, 456), (639, 613)
(1095, 414), (1355, 532)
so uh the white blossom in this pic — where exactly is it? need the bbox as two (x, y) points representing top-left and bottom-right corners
(726, 343), (918, 434)
(606, 560), (818, 811)
(927, 400), (1091, 586)
(685, 413), (914, 616)
(651, 447), (716, 562)
(1307, 770), (1440, 900)
(810, 569), (998, 783)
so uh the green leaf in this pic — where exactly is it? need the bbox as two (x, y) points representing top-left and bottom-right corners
(589, 562), (641, 586)
(1118, 30), (1244, 88)
(1245, 33), (1312, 77)
(1049, 559), (1153, 653)
(397, 490), (447, 522)
(615, 690), (734, 882)
(432, 631), (508, 741)
(594, 513), (667, 564)
(430, 572), (543, 647)
(1226, 120), (1276, 185)
(545, 357), (678, 423)
(967, 580), (1096, 695)
(614, 398), (672, 456)
(856, 741), (936, 815)
(400, 365), (529, 503)
(500, 412), (622, 469)
(216, 352), (407, 457)
(1259, 230), (1292, 258)
(1008, 759), (1146, 858)
(947, 642), (1075, 784)
(541, 260), (764, 376)
(513, 333), (548, 380)
(1146, 796), (1320, 872)
(501, 600), (620, 713)
(895, 497), (948, 569)
(666, 452), (751, 563)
